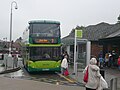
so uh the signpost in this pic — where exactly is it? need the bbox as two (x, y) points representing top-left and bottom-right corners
(74, 29), (82, 76)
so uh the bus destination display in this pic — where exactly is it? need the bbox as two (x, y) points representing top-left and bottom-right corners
(34, 38), (57, 44)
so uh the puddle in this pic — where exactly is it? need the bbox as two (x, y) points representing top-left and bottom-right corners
(10, 69), (24, 78)
(4, 69), (24, 78)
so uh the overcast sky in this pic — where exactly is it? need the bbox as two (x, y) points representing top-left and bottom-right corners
(0, 0), (120, 41)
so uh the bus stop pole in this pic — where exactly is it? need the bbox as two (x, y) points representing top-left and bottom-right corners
(74, 30), (77, 76)
(86, 41), (91, 66)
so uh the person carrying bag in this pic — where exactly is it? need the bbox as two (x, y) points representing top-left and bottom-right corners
(83, 58), (102, 90)
(61, 55), (69, 76)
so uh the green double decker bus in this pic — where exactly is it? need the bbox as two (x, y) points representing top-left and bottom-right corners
(22, 20), (62, 72)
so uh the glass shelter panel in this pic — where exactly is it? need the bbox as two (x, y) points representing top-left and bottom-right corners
(77, 43), (86, 69)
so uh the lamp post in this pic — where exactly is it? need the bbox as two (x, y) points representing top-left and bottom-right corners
(8, 1), (18, 69)
(9, 1), (18, 57)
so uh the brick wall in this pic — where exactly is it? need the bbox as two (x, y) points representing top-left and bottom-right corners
(91, 42), (103, 58)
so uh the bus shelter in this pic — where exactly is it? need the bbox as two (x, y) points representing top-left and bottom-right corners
(62, 37), (91, 69)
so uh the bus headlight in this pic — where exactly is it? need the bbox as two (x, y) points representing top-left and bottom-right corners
(28, 61), (33, 65)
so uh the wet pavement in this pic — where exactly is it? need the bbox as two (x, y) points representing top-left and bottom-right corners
(0, 64), (81, 87)
(0, 77), (85, 90)
(2, 67), (81, 87)
(0, 66), (85, 90)
(0, 59), (81, 87)
(0, 61), (120, 90)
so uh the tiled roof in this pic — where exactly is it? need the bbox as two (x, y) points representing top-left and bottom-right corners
(82, 22), (113, 41)
(62, 22), (120, 42)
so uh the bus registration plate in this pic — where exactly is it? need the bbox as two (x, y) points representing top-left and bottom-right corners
(42, 69), (49, 71)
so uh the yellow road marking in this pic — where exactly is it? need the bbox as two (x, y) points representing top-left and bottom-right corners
(57, 73), (76, 83)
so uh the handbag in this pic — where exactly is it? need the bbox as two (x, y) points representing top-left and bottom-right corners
(83, 66), (89, 83)
(97, 76), (108, 90)
(64, 69), (69, 76)
(100, 76), (108, 89)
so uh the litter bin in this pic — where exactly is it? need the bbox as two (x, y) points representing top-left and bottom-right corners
(100, 69), (105, 78)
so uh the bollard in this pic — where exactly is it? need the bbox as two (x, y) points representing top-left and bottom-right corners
(4, 54), (8, 70)
(110, 78), (117, 90)
(7, 56), (13, 68)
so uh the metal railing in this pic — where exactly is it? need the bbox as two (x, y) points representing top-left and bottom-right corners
(110, 77), (120, 90)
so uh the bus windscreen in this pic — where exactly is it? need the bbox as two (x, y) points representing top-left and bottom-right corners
(29, 24), (60, 37)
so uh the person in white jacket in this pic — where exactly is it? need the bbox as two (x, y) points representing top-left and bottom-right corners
(61, 55), (68, 75)
(83, 58), (101, 90)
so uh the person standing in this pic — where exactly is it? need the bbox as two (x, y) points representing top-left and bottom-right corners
(108, 53), (113, 67)
(112, 50), (118, 66)
(13, 55), (18, 68)
(61, 51), (69, 62)
(99, 55), (104, 68)
(61, 55), (68, 75)
(104, 53), (109, 67)
(83, 58), (101, 90)
(117, 55), (120, 70)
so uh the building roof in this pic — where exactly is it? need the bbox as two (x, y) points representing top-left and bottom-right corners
(62, 22), (120, 45)
(83, 22), (113, 40)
